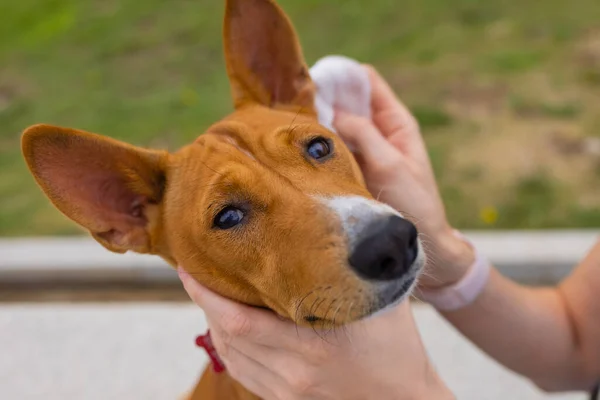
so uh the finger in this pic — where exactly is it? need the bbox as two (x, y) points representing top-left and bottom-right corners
(333, 110), (391, 154)
(178, 267), (307, 349)
(362, 64), (418, 133)
(217, 341), (282, 400)
(211, 326), (321, 400)
(334, 111), (403, 167)
(362, 64), (430, 162)
(206, 314), (278, 367)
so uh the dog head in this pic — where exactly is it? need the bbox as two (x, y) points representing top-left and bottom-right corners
(21, 0), (424, 327)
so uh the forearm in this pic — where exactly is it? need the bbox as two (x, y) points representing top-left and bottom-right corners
(440, 267), (596, 391)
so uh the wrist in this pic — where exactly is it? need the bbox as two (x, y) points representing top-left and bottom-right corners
(417, 228), (491, 311)
(423, 226), (475, 289)
(419, 377), (455, 400)
(392, 367), (455, 400)
(416, 367), (455, 400)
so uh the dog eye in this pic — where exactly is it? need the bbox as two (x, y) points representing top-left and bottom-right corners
(214, 206), (244, 229)
(306, 137), (332, 160)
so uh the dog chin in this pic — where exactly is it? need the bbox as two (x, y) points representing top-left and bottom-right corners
(363, 249), (426, 320)
(366, 276), (418, 320)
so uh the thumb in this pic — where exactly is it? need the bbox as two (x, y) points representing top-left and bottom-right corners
(178, 267), (289, 342)
(178, 267), (249, 319)
(333, 111), (401, 165)
(178, 266), (211, 308)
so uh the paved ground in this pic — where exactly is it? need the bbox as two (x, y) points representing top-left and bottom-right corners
(0, 303), (586, 400)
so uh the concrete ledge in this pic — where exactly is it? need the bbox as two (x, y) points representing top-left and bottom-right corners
(465, 230), (598, 284)
(0, 237), (175, 284)
(1, 230), (597, 285)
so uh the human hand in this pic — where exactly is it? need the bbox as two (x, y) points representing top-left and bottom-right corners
(333, 65), (474, 288)
(179, 268), (453, 400)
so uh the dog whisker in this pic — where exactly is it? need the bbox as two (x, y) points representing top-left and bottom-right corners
(330, 301), (345, 342)
(391, 208), (427, 227)
(312, 297), (328, 317)
(376, 187), (385, 202)
(320, 298), (338, 331)
(294, 288), (319, 323)
(286, 106), (304, 134)
(308, 296), (323, 319)
(198, 159), (225, 178)
(341, 300), (355, 345)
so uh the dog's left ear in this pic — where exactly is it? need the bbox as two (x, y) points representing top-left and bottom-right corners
(223, 0), (316, 114)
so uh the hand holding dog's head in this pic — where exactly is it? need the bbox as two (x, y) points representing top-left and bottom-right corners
(22, 0), (424, 327)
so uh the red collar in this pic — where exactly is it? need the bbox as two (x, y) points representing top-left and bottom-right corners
(195, 330), (226, 373)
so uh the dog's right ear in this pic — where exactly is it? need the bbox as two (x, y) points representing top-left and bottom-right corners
(22, 124), (168, 255)
(223, 0), (316, 114)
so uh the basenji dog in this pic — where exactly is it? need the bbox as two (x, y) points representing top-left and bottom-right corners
(21, 0), (425, 398)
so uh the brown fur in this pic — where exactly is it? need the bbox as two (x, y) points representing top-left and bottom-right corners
(21, 1), (382, 399)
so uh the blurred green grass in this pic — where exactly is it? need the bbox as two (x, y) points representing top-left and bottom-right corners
(1, 0), (599, 236)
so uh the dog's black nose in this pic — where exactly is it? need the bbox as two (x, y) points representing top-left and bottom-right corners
(348, 216), (418, 281)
